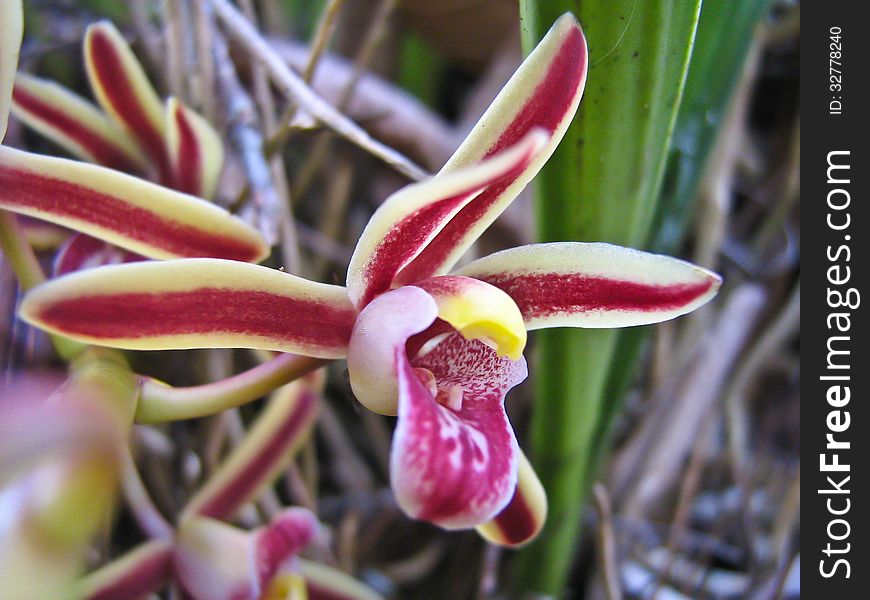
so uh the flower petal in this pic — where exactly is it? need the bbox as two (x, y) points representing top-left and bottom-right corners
(166, 97), (224, 198)
(347, 285), (439, 415)
(20, 259), (357, 358)
(415, 275), (527, 361)
(74, 539), (173, 600)
(0, 146), (269, 261)
(174, 509), (318, 600)
(11, 73), (148, 172)
(0, 0), (23, 141)
(296, 559), (385, 600)
(346, 129), (548, 308)
(53, 233), (143, 277)
(183, 375), (321, 520)
(457, 242), (722, 328)
(393, 331), (527, 529)
(84, 21), (170, 182)
(393, 14), (587, 284)
(475, 450), (547, 547)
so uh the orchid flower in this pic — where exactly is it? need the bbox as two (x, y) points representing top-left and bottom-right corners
(75, 377), (382, 600)
(1, 20), (268, 269)
(15, 14), (720, 548)
(0, 374), (125, 599)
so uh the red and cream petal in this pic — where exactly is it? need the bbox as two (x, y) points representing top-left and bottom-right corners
(183, 376), (321, 521)
(0, 146), (269, 262)
(346, 129), (548, 308)
(457, 242), (722, 329)
(11, 73), (148, 172)
(53, 233), (144, 276)
(393, 331), (527, 529)
(166, 97), (224, 199)
(173, 509), (318, 600)
(296, 559), (385, 600)
(84, 21), (170, 182)
(0, 0), (23, 141)
(347, 286), (439, 415)
(475, 450), (547, 547)
(392, 14), (588, 285)
(20, 258), (357, 358)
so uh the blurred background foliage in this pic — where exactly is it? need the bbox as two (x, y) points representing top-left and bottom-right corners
(3, 0), (799, 598)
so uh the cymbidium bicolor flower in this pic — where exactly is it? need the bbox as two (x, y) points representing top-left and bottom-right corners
(14, 14), (721, 547)
(0, 20), (268, 269)
(172, 508), (381, 600)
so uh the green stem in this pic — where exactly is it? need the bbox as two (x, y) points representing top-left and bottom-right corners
(136, 354), (327, 423)
(0, 209), (45, 290)
(0, 210), (86, 360)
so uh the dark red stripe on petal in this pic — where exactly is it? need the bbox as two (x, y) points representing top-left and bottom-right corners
(89, 544), (173, 600)
(397, 29), (587, 283)
(360, 194), (468, 306)
(485, 26), (586, 158)
(89, 28), (171, 182)
(307, 583), (357, 600)
(480, 272), (716, 319)
(489, 486), (537, 546)
(173, 106), (202, 195)
(12, 86), (142, 173)
(196, 390), (318, 519)
(35, 289), (355, 350)
(0, 166), (263, 261)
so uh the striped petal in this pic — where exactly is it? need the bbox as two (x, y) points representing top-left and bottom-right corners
(0, 0), (23, 141)
(84, 21), (170, 182)
(475, 450), (547, 547)
(394, 330), (526, 529)
(346, 129), (548, 308)
(174, 509), (318, 600)
(0, 146), (269, 261)
(457, 242), (722, 329)
(297, 559), (384, 600)
(20, 258), (357, 358)
(392, 14), (588, 285)
(11, 73), (148, 172)
(166, 97), (224, 198)
(53, 233), (143, 276)
(183, 375), (321, 520)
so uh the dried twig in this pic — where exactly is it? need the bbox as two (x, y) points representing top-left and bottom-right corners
(206, 2), (287, 246)
(594, 483), (624, 600)
(208, 0), (428, 181)
(238, 0), (300, 273)
(275, 39), (455, 170)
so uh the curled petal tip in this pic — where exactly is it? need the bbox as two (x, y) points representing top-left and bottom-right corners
(476, 451), (547, 547)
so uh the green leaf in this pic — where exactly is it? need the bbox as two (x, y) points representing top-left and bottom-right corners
(652, 0), (772, 254)
(513, 1), (702, 596)
(596, 0), (772, 462)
